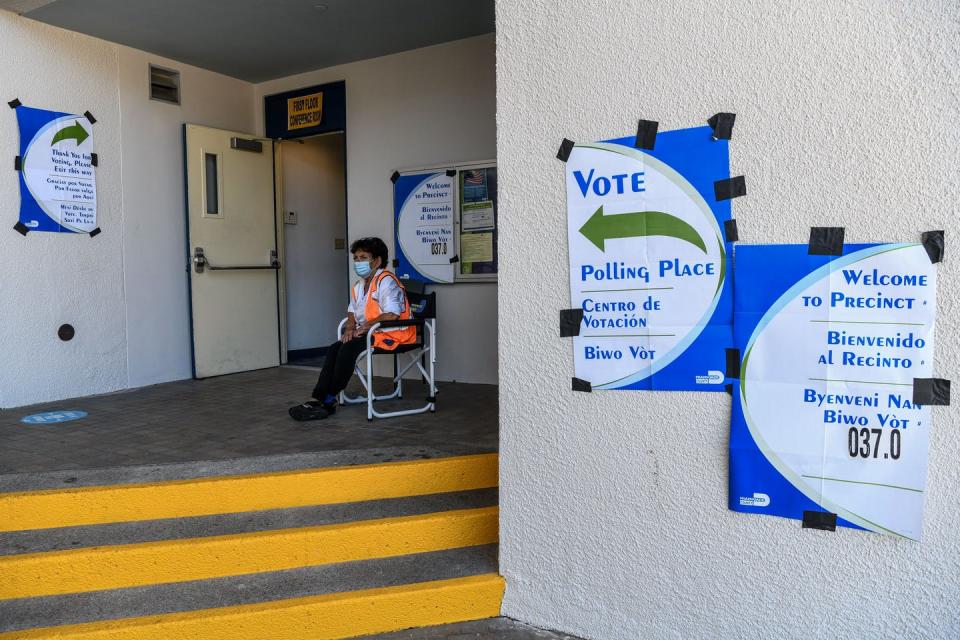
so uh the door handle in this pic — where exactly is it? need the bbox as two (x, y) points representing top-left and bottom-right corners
(194, 247), (280, 273)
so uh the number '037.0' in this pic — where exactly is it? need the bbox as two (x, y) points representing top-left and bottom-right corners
(848, 427), (901, 460)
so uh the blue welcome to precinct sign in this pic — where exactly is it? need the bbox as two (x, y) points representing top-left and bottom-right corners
(730, 243), (937, 539)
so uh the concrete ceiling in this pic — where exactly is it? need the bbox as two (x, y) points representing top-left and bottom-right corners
(6, 0), (495, 82)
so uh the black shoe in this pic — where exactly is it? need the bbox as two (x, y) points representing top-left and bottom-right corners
(322, 401), (337, 416)
(288, 401), (330, 422)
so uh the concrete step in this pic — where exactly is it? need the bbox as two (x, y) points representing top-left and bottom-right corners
(0, 573), (504, 639)
(0, 545), (500, 635)
(357, 617), (585, 639)
(0, 506), (498, 600)
(0, 453), (499, 532)
(0, 488), (498, 556)
(0, 454), (504, 638)
(0, 447), (477, 493)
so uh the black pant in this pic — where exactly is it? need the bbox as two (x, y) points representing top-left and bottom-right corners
(312, 337), (367, 400)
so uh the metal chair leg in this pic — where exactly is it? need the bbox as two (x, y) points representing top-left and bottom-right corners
(366, 344), (374, 421)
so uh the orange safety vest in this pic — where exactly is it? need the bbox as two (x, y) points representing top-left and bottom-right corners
(352, 270), (417, 351)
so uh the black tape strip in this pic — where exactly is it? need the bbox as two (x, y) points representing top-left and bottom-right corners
(726, 348), (741, 379)
(802, 510), (837, 531)
(557, 138), (575, 162)
(725, 383), (733, 396)
(559, 308), (584, 337)
(90, 153), (98, 167)
(89, 227), (101, 238)
(714, 176), (746, 201)
(707, 112), (736, 140)
(921, 230), (944, 264)
(14, 156), (21, 171)
(634, 119), (658, 150)
(427, 395), (437, 403)
(724, 219), (739, 242)
(390, 171), (400, 183)
(13, 221), (29, 236)
(913, 378), (950, 406)
(449, 255), (459, 264)
(808, 227), (844, 256)
(445, 169), (456, 177)
(8, 98), (21, 109)
(572, 377), (592, 392)
(391, 258), (399, 267)
(84, 110), (96, 124)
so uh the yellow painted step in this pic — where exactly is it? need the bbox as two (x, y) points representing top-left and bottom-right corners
(0, 453), (498, 532)
(0, 573), (505, 640)
(0, 506), (498, 600)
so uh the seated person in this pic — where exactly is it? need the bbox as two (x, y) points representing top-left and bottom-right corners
(289, 236), (416, 421)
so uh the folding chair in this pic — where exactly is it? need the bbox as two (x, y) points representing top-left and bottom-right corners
(337, 290), (437, 421)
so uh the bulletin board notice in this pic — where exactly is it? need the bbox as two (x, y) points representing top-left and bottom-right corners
(457, 165), (497, 280)
(393, 159), (497, 284)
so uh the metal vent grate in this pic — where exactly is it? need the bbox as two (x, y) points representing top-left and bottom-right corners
(149, 65), (180, 105)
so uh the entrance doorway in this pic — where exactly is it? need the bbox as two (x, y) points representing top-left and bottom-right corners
(184, 124), (281, 379)
(183, 125), (348, 377)
(280, 133), (348, 367)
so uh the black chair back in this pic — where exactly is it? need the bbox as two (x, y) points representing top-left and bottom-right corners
(408, 291), (437, 319)
(402, 278), (426, 294)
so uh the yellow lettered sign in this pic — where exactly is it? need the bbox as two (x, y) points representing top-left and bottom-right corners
(287, 92), (323, 130)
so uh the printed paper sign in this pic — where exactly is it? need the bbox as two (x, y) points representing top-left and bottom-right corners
(565, 126), (733, 390)
(459, 167), (498, 276)
(462, 200), (495, 231)
(460, 231), (493, 262)
(287, 92), (323, 130)
(730, 243), (937, 540)
(395, 172), (455, 283)
(16, 106), (97, 233)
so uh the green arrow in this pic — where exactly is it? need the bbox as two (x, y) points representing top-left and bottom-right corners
(578, 206), (707, 253)
(51, 121), (89, 146)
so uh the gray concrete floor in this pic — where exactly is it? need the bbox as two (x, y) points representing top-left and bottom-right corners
(360, 618), (586, 639)
(0, 367), (497, 478)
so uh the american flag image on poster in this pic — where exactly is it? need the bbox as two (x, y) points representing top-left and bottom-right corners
(462, 169), (488, 201)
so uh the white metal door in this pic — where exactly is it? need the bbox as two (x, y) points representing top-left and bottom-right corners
(185, 124), (280, 378)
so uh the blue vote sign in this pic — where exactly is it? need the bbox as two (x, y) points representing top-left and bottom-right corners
(565, 126), (734, 391)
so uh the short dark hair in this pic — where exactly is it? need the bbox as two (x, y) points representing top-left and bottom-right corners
(350, 236), (389, 268)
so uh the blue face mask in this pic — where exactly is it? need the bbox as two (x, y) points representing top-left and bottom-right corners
(354, 260), (373, 278)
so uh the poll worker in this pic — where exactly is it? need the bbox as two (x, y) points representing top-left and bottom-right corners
(289, 236), (416, 421)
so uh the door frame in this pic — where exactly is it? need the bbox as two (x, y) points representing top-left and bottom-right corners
(274, 130), (350, 365)
(264, 80), (349, 365)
